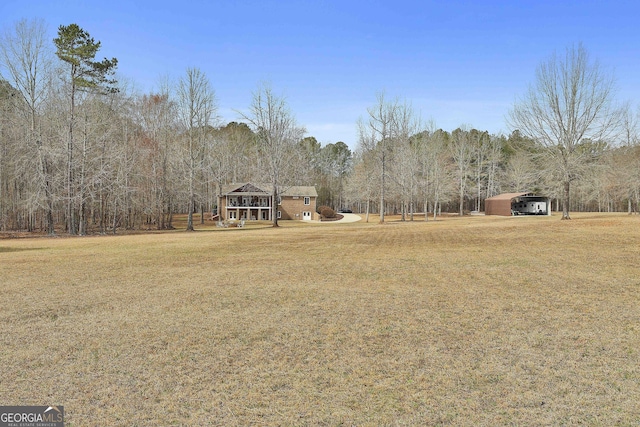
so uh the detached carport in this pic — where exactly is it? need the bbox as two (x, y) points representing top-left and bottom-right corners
(485, 192), (551, 216)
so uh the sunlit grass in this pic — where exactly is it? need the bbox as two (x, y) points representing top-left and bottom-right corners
(1, 213), (639, 425)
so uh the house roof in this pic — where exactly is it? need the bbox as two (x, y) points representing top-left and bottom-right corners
(221, 183), (317, 197)
(282, 186), (318, 197)
(220, 183), (270, 196)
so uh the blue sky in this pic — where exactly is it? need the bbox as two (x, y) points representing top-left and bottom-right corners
(1, 0), (639, 149)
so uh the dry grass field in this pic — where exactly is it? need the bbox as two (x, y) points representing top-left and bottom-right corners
(1, 213), (640, 426)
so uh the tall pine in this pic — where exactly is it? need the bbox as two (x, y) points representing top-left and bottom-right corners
(54, 24), (117, 234)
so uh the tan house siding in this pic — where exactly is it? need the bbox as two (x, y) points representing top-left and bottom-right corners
(279, 195), (318, 220)
(217, 183), (273, 221)
(218, 183), (318, 221)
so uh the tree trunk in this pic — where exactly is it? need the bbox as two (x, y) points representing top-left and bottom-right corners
(78, 122), (88, 235)
(424, 198), (428, 222)
(379, 151), (385, 224)
(111, 199), (117, 235)
(459, 183), (465, 216)
(79, 201), (87, 235)
(272, 184), (279, 227)
(67, 76), (77, 235)
(365, 199), (370, 223)
(40, 150), (55, 235)
(187, 198), (194, 231)
(186, 155), (195, 231)
(562, 180), (571, 220)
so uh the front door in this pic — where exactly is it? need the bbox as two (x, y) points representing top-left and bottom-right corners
(303, 211), (312, 221)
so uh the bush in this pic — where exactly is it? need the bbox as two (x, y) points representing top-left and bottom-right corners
(317, 205), (336, 219)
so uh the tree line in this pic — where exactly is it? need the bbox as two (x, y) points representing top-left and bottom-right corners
(352, 44), (639, 222)
(0, 20), (352, 233)
(352, 118), (639, 222)
(1, 21), (638, 234)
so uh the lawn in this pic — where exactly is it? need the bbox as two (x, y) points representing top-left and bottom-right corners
(1, 213), (639, 426)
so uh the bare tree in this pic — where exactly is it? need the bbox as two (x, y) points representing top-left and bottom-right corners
(0, 80), (17, 231)
(75, 93), (123, 234)
(176, 67), (217, 231)
(0, 18), (55, 233)
(137, 89), (178, 229)
(345, 149), (378, 222)
(484, 134), (504, 199)
(469, 130), (490, 212)
(214, 122), (255, 185)
(450, 126), (474, 215)
(415, 126), (453, 221)
(602, 105), (640, 214)
(358, 93), (398, 223)
(509, 44), (619, 219)
(503, 150), (539, 193)
(239, 84), (304, 227)
(391, 101), (421, 220)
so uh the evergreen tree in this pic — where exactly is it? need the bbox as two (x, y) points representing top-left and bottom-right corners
(54, 23), (118, 234)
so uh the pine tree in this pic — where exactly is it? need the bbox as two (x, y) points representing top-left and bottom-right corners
(54, 24), (117, 234)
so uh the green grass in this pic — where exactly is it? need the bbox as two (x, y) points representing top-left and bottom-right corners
(1, 213), (640, 425)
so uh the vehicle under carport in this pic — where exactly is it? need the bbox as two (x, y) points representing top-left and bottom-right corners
(485, 192), (551, 216)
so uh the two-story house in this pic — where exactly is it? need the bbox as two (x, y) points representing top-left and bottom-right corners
(218, 183), (319, 221)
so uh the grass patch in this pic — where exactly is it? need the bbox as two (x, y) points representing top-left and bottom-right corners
(0, 246), (46, 253)
(1, 213), (640, 425)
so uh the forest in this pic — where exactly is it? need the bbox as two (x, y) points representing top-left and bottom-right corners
(1, 20), (639, 234)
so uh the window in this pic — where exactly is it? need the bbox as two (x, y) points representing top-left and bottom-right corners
(278, 196), (282, 205)
(304, 197), (310, 205)
(277, 210), (282, 219)
(229, 211), (237, 220)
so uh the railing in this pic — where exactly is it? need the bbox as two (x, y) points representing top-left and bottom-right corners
(226, 203), (270, 208)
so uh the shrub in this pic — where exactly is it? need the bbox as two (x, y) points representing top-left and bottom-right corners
(318, 205), (336, 219)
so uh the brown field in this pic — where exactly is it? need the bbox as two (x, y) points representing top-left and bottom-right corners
(1, 213), (640, 426)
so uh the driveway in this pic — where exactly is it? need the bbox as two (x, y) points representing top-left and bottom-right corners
(318, 213), (361, 223)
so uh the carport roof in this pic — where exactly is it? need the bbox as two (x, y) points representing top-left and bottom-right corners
(486, 192), (533, 201)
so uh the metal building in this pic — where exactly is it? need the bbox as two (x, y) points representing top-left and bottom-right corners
(485, 192), (551, 216)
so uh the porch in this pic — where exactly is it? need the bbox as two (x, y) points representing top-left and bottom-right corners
(225, 206), (272, 221)
(224, 194), (273, 221)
